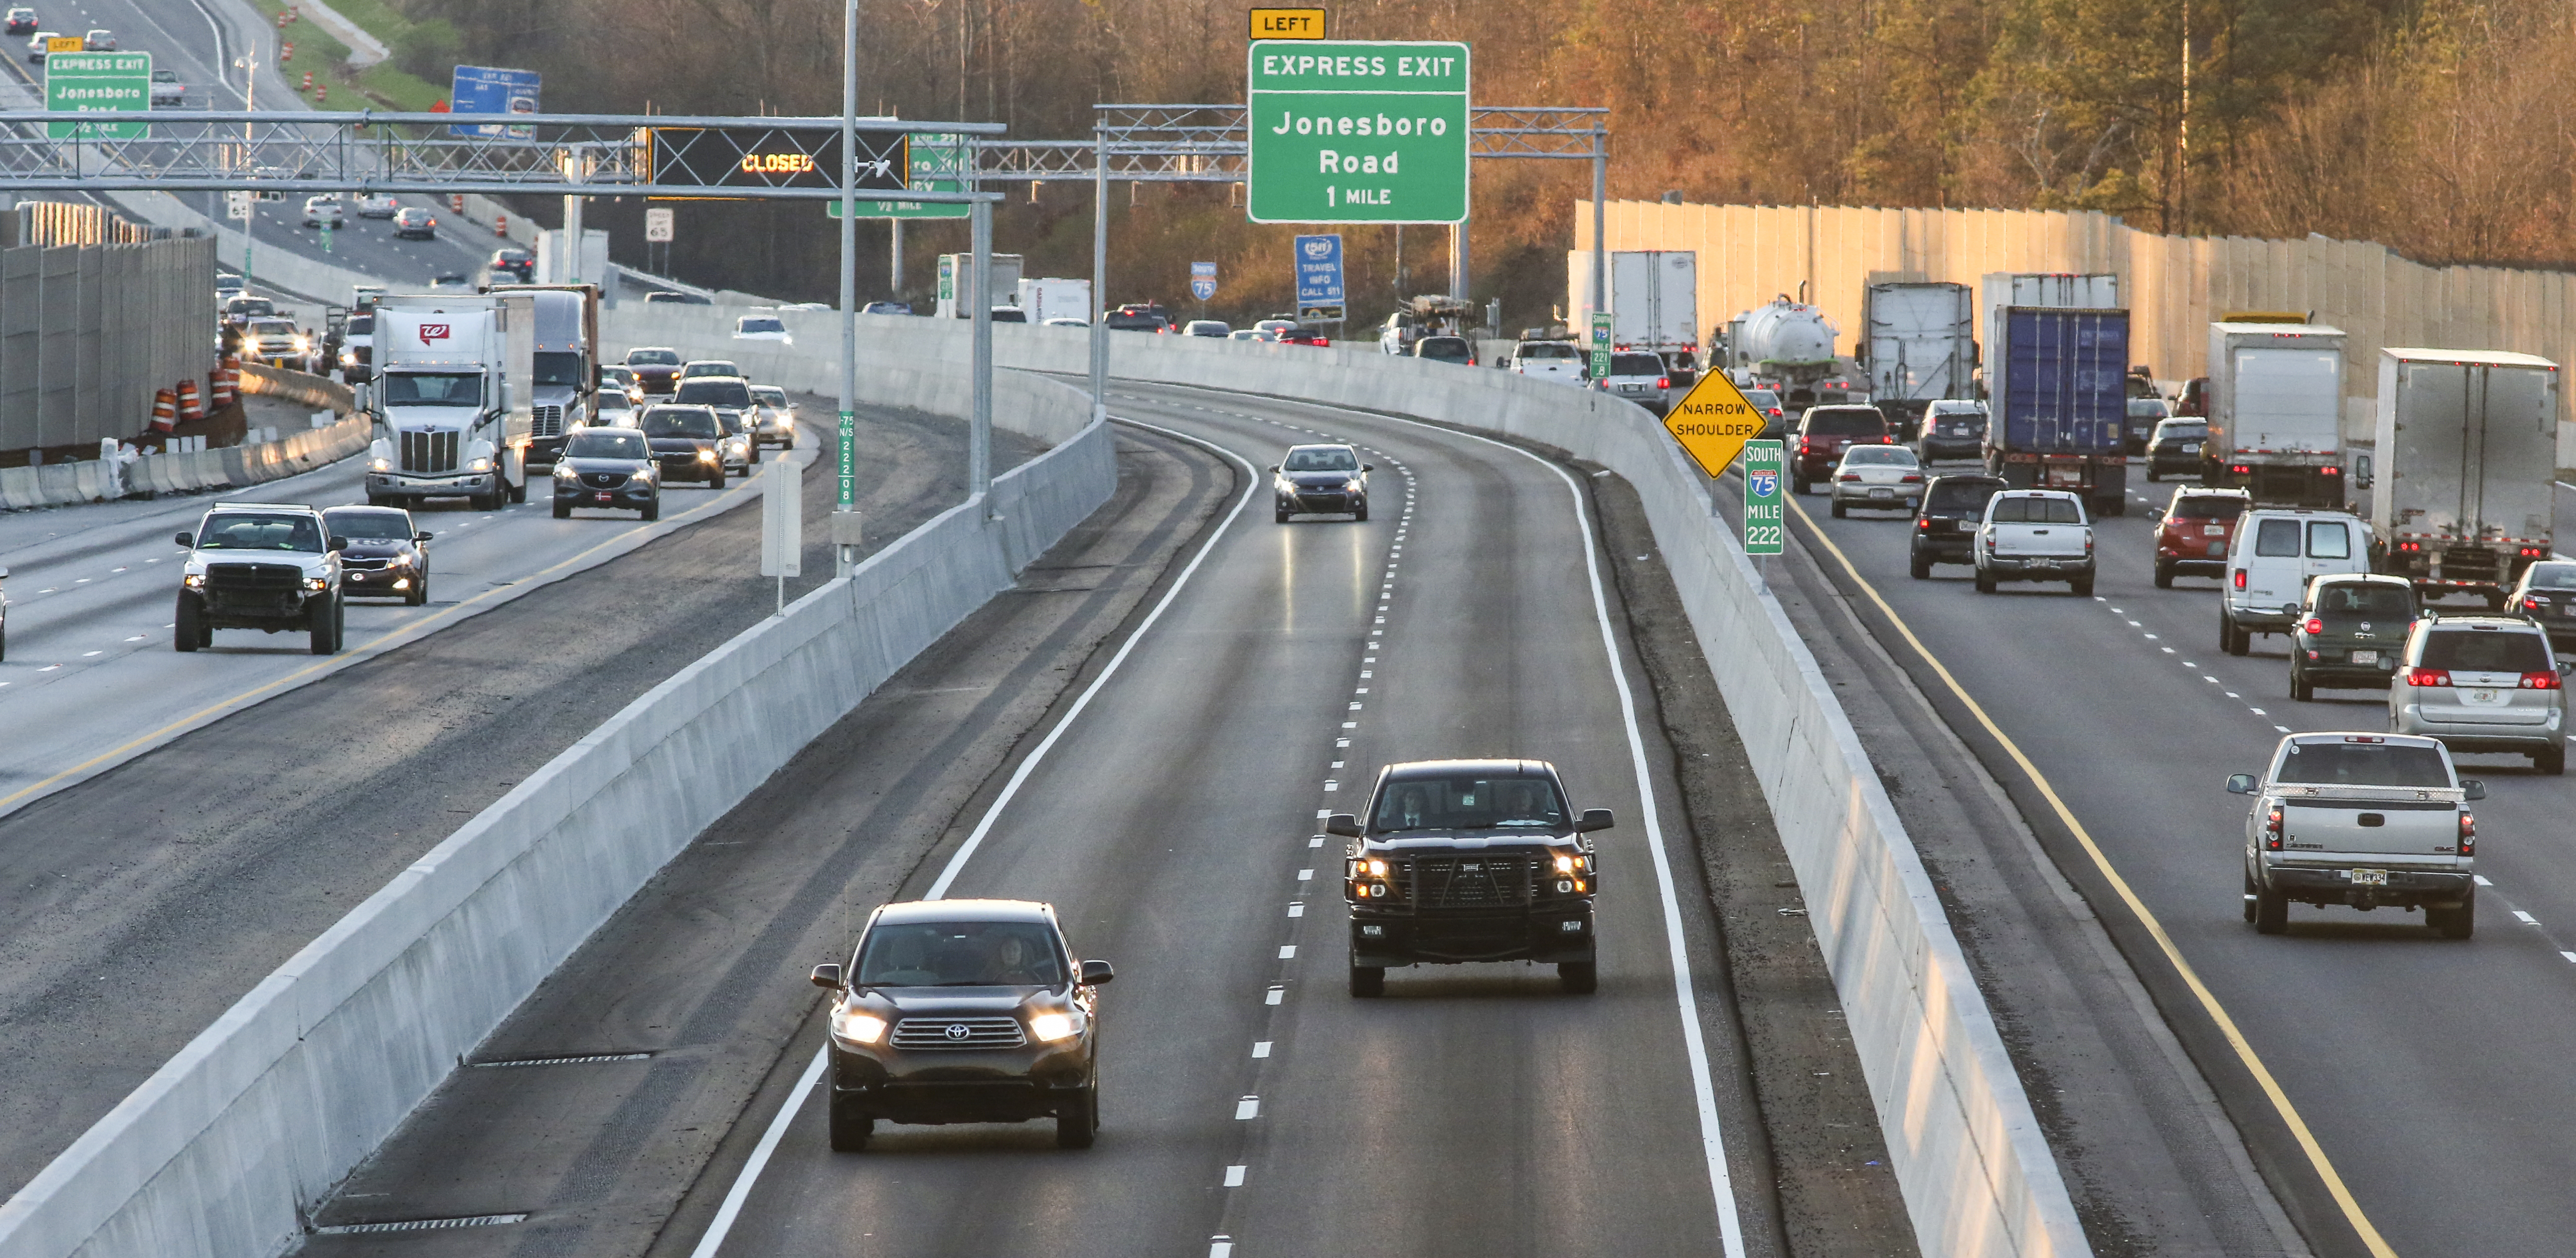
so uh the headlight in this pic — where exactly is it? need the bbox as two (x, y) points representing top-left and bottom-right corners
(1554, 854), (1579, 874)
(1364, 858), (1388, 877)
(302, 576), (328, 592)
(553, 463), (578, 479)
(389, 553), (412, 567)
(1345, 478), (1364, 493)
(369, 457), (391, 472)
(183, 573), (205, 589)
(468, 457), (491, 472)
(1028, 1012), (1080, 1043)
(831, 1008), (887, 1046)
(697, 448), (718, 462)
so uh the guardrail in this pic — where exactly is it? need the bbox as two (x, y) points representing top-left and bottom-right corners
(0, 352), (1115, 1258)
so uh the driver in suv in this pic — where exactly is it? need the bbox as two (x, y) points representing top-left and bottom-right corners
(809, 899), (1114, 1151)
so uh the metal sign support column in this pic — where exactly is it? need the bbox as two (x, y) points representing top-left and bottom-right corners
(1590, 122), (1607, 327)
(835, 0), (861, 576)
(969, 136), (993, 505)
(1090, 123), (1108, 427)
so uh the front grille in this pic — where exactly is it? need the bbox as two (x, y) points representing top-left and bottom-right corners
(582, 472), (628, 489)
(350, 345), (371, 365)
(890, 1016), (1028, 1050)
(205, 562), (302, 592)
(1397, 855), (1536, 908)
(340, 557), (392, 571)
(2440, 547), (2500, 583)
(531, 405), (565, 438)
(401, 429), (460, 474)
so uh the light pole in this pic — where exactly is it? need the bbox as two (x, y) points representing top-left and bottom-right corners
(835, 0), (861, 576)
(1090, 120), (1106, 426)
(233, 52), (257, 293)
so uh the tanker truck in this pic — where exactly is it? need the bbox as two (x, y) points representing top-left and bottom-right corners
(1721, 297), (1840, 409)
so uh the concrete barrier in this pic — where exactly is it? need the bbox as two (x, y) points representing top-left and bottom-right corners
(0, 362), (1115, 1258)
(597, 307), (2086, 1258)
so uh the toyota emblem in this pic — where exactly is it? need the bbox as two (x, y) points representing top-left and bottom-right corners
(944, 1023), (969, 1041)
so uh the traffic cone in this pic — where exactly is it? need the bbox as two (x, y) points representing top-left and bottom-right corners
(176, 378), (204, 422)
(495, 214), (507, 236)
(149, 389), (176, 434)
(449, 194), (463, 213)
(280, 41), (293, 63)
(211, 358), (239, 407)
(315, 81), (326, 102)
(301, 71), (313, 91)
(275, 8), (289, 26)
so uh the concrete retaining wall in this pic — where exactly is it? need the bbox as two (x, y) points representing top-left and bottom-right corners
(0, 356), (1115, 1258)
(604, 306), (2083, 1258)
(0, 369), (367, 511)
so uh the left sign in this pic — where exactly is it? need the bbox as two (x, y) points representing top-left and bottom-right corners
(45, 51), (149, 140)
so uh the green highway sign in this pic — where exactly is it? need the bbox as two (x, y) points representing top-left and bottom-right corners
(826, 133), (969, 220)
(46, 51), (150, 140)
(1246, 40), (1469, 224)
(1742, 440), (1785, 556)
(1588, 311), (1613, 379)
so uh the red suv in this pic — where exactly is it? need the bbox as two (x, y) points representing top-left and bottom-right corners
(1790, 404), (1892, 494)
(2149, 486), (2250, 587)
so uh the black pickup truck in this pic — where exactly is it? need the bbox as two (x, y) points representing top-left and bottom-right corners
(1335, 758), (1611, 996)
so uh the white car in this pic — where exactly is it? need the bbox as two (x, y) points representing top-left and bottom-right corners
(1828, 444), (1924, 517)
(1042, 316), (1088, 328)
(748, 384), (797, 450)
(1229, 328), (1278, 343)
(301, 195), (344, 229)
(1183, 319), (1230, 337)
(355, 193), (400, 219)
(1509, 340), (1587, 385)
(2220, 509), (2374, 655)
(148, 68), (182, 106)
(734, 314), (792, 343)
(1974, 489), (2095, 596)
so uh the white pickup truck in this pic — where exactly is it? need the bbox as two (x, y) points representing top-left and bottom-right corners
(1972, 488), (2095, 597)
(2230, 732), (2482, 937)
(1509, 340), (1587, 385)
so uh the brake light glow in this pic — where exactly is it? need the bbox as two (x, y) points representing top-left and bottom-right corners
(2520, 672), (2562, 690)
(1656, 377), (1670, 389)
(2322, 466), (2341, 476)
(2522, 546), (2550, 557)
(2233, 569), (2247, 590)
(2305, 618), (2323, 634)
(1899, 473), (1922, 483)
(2264, 804), (2284, 850)
(1916, 518), (1931, 531)
(1838, 473), (1861, 482)
(2459, 810), (2476, 853)
(2408, 668), (2451, 687)
(2528, 597), (2550, 612)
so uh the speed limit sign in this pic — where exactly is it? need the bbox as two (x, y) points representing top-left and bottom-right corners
(644, 207), (674, 242)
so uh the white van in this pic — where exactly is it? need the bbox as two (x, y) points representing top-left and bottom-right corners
(2221, 509), (2374, 654)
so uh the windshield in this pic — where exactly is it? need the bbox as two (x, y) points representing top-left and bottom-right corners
(320, 510), (412, 541)
(196, 513), (322, 552)
(676, 379), (753, 408)
(1611, 353), (1664, 375)
(1990, 496), (2084, 524)
(249, 319), (297, 336)
(1519, 343), (1579, 359)
(2171, 495), (2244, 520)
(2275, 740), (2452, 787)
(564, 429), (649, 459)
(738, 317), (785, 333)
(594, 392), (633, 411)
(1843, 447), (1916, 467)
(1744, 390), (1781, 408)
(640, 407), (719, 438)
(1418, 338), (1469, 360)
(1283, 447), (1358, 472)
(2418, 630), (2552, 673)
(1372, 774), (1569, 832)
(2155, 421), (2208, 442)
(533, 351), (584, 388)
(1925, 480), (2001, 514)
(626, 349), (682, 366)
(226, 299), (274, 317)
(751, 387), (788, 406)
(382, 372), (483, 407)
(346, 315), (372, 335)
(2311, 582), (2413, 620)
(2528, 563), (2576, 592)
(856, 921), (1065, 987)
(1803, 408), (1886, 437)
(2127, 399), (2172, 418)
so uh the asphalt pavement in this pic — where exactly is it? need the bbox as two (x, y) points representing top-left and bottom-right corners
(298, 384), (1778, 1258)
(1779, 463), (2576, 1258)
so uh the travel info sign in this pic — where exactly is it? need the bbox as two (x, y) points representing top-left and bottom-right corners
(1246, 41), (1468, 225)
(46, 52), (150, 140)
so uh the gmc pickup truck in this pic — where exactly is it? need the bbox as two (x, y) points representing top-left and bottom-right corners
(2230, 732), (2482, 938)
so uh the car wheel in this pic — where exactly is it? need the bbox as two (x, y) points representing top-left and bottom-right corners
(2428, 894), (2475, 940)
(1354, 499), (1368, 522)
(2153, 559), (2174, 589)
(1974, 570), (1997, 594)
(407, 576), (428, 607)
(309, 596), (338, 655)
(1348, 963), (1384, 997)
(642, 499), (660, 523)
(1557, 961), (1598, 995)
(553, 499), (570, 520)
(174, 593), (203, 652)
(827, 1094), (874, 1152)
(2253, 886), (2289, 935)
(1275, 504), (1291, 524)
(2145, 468), (2160, 482)
(2536, 745), (2566, 776)
(1054, 1086), (1099, 1149)
(1790, 474), (1807, 495)
(711, 468), (726, 490)
(2291, 666), (2313, 703)
(1909, 550), (1931, 580)
(1830, 498), (1847, 519)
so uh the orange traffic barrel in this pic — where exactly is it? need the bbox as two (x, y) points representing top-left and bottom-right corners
(150, 389), (176, 433)
(176, 377), (203, 422)
(212, 356), (240, 406)
(495, 213), (508, 236)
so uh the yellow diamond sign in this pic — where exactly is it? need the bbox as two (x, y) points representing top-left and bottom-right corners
(1661, 372), (1767, 479)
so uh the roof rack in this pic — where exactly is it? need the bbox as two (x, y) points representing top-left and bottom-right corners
(207, 501), (316, 512)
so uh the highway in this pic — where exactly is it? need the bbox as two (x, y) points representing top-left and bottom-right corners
(1778, 465), (2576, 1258)
(0, 394), (1040, 1196)
(297, 383), (1783, 1258)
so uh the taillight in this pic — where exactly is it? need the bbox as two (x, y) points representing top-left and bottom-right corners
(1916, 518), (1931, 531)
(2458, 811), (2476, 854)
(2408, 668), (2451, 687)
(2264, 804), (2284, 850)
(2322, 465), (2341, 476)
(2305, 618), (2323, 634)
(2233, 569), (2247, 590)
(1900, 473), (1922, 483)
(1656, 377), (1670, 389)
(2529, 597), (2551, 612)
(2520, 672), (2562, 690)
(1838, 473), (1861, 482)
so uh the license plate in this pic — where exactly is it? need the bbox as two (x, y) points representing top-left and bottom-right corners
(2348, 868), (2389, 886)
(2204, 526), (2227, 536)
(2350, 650), (2379, 665)
(2184, 442), (2202, 453)
(596, 492), (612, 502)
(1869, 487), (1892, 499)
(2470, 688), (2499, 702)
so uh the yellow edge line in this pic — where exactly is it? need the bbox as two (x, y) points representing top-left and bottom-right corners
(0, 474), (763, 813)
(1783, 495), (2399, 1258)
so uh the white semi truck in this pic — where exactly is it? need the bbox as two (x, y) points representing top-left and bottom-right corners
(1567, 249), (1698, 357)
(363, 294), (536, 511)
(1858, 281), (1975, 436)
(2202, 321), (2349, 507)
(2370, 348), (2560, 606)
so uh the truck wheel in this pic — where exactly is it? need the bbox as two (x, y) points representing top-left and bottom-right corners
(2253, 886), (2289, 935)
(508, 473), (528, 504)
(1908, 551), (1931, 580)
(1557, 962), (1599, 994)
(2153, 559), (2174, 589)
(1348, 964), (1384, 997)
(2291, 666), (2313, 703)
(2070, 576), (2094, 597)
(309, 596), (338, 655)
(1974, 570), (1997, 594)
(1790, 473), (1807, 495)
(827, 1095), (873, 1152)
(2243, 870), (2260, 923)
(2428, 895), (2475, 940)
(174, 594), (204, 652)
(2095, 496), (2125, 518)
(2145, 467), (2160, 482)
(1054, 1087), (1099, 1149)
(2536, 745), (2566, 776)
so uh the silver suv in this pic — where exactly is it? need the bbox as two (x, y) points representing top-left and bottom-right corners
(2389, 614), (2568, 774)
(173, 503), (346, 654)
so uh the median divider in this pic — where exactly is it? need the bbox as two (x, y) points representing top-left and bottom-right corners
(612, 306), (2083, 1258)
(0, 354), (1115, 1258)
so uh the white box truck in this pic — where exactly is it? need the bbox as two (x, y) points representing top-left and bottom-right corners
(2371, 348), (2560, 605)
(1859, 281), (1975, 436)
(1567, 250), (1697, 355)
(1014, 277), (1092, 325)
(937, 252), (1025, 319)
(2205, 321), (2348, 507)
(363, 293), (535, 510)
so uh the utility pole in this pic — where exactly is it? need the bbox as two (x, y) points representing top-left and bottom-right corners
(233, 52), (257, 293)
(835, 0), (862, 576)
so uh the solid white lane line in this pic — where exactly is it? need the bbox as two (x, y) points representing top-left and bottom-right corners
(682, 1048), (825, 1258)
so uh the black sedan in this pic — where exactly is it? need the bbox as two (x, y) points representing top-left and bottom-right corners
(1273, 443), (1370, 522)
(551, 426), (663, 520)
(2142, 418), (2211, 481)
(639, 404), (727, 489)
(321, 505), (432, 606)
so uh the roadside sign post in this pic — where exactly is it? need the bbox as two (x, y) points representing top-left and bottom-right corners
(1245, 40), (1469, 225)
(1657, 369), (1779, 564)
(760, 454), (803, 615)
(1588, 311), (1613, 380)
(44, 50), (150, 140)
(1292, 233), (1343, 326)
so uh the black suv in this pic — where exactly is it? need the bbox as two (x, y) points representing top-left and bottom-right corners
(1909, 474), (2006, 578)
(1335, 759), (1611, 996)
(810, 899), (1114, 1151)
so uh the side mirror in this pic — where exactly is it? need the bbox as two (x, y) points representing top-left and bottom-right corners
(2146, 507), (2164, 523)
(2462, 780), (2487, 801)
(174, 531), (195, 548)
(326, 536), (349, 551)
(808, 962), (843, 989)
(415, 531), (434, 543)
(2225, 773), (2257, 794)
(1576, 808), (1615, 832)
(2558, 660), (2572, 675)
(1079, 958), (1116, 986)
(1268, 465), (1281, 473)
(1323, 813), (1363, 837)
(1364, 464), (1376, 472)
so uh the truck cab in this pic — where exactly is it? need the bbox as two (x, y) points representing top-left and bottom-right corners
(363, 296), (533, 511)
(1336, 759), (1612, 996)
(515, 287), (600, 470)
(2230, 733), (2480, 937)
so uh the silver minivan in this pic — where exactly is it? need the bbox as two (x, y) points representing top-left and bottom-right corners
(2389, 614), (2568, 774)
(2222, 509), (2372, 655)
